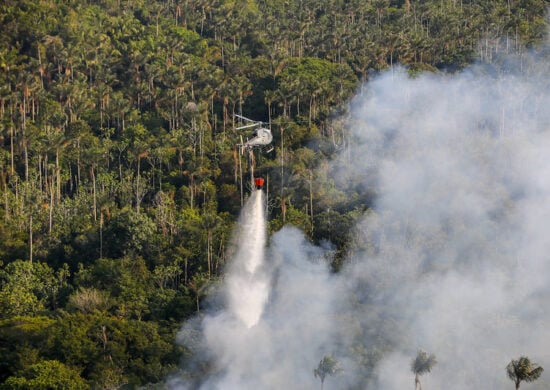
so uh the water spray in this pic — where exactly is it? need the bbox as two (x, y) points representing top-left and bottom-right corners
(226, 189), (269, 328)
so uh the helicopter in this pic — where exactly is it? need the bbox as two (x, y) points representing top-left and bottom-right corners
(235, 115), (273, 190)
(235, 114), (273, 154)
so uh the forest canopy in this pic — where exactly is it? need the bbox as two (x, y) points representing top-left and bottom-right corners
(0, 0), (548, 387)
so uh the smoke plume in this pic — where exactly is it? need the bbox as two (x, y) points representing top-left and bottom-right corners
(173, 50), (550, 389)
(172, 189), (350, 389)
(340, 59), (550, 388)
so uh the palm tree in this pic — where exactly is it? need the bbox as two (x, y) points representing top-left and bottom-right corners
(314, 354), (343, 390)
(411, 350), (436, 390)
(506, 356), (544, 389)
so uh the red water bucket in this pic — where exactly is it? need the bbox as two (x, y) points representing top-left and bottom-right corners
(254, 177), (265, 189)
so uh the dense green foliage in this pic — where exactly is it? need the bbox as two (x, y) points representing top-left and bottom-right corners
(0, 0), (548, 387)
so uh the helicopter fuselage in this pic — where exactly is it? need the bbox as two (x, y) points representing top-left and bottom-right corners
(244, 127), (273, 150)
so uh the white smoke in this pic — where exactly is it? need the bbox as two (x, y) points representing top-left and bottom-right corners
(173, 49), (550, 389)
(341, 61), (550, 389)
(172, 195), (351, 389)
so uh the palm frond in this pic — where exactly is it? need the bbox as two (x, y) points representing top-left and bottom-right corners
(506, 356), (544, 384)
(411, 350), (437, 375)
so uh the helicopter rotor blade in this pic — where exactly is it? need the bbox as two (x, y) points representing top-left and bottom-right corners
(235, 114), (256, 123)
(235, 123), (259, 130)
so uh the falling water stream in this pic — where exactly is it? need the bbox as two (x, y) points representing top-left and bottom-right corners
(225, 189), (269, 328)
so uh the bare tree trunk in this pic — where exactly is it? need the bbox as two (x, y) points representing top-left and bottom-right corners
(91, 164), (97, 221)
(4, 189), (8, 223)
(415, 373), (422, 390)
(238, 146), (243, 207)
(10, 125), (14, 175)
(24, 140), (29, 181)
(100, 325), (113, 362)
(77, 140), (81, 191)
(29, 214), (33, 263)
(38, 156), (43, 196)
(207, 230), (212, 276)
(184, 257), (188, 285)
(56, 147), (61, 201)
(100, 325), (108, 351)
(49, 183), (54, 234)
(189, 175), (195, 209)
(136, 156), (141, 213)
(196, 293), (200, 313)
(280, 126), (284, 200)
(100, 212), (103, 258)
(23, 100), (29, 181)
(309, 170), (314, 230)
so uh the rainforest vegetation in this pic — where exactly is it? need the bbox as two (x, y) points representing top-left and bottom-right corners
(0, 0), (548, 387)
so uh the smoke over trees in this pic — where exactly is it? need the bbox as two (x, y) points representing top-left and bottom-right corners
(2, 0), (550, 388)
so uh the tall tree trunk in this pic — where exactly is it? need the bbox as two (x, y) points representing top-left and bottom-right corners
(234, 147), (243, 207)
(56, 147), (61, 201)
(190, 175), (195, 209)
(91, 164), (97, 221)
(207, 230), (212, 276)
(280, 126), (284, 200)
(196, 293), (200, 313)
(136, 156), (141, 213)
(239, 148), (244, 207)
(77, 139), (81, 191)
(38, 156), (43, 196)
(100, 212), (103, 258)
(309, 170), (314, 231)
(29, 214), (33, 263)
(415, 373), (422, 390)
(10, 125), (15, 175)
(4, 188), (8, 223)
(22, 97), (29, 181)
(23, 138), (29, 182)
(49, 182), (54, 234)
(183, 257), (188, 285)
